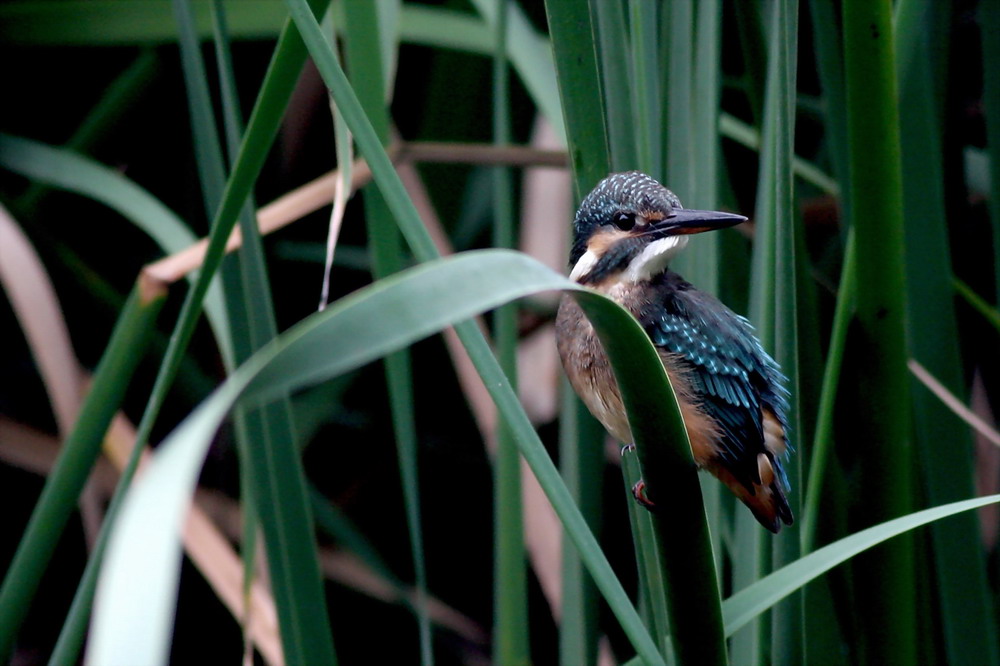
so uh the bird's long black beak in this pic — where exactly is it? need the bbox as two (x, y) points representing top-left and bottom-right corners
(652, 208), (747, 236)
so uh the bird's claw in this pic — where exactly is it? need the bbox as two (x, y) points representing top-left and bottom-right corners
(631, 479), (658, 511)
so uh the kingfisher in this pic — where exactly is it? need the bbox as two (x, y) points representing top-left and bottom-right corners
(555, 171), (793, 532)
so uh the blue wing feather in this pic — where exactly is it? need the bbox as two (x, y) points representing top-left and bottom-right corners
(645, 274), (790, 488)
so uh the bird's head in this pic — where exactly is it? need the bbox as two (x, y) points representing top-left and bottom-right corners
(569, 171), (747, 285)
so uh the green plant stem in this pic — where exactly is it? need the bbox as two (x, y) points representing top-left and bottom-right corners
(579, 293), (726, 665)
(842, 1), (916, 662)
(0, 283), (164, 660)
(631, 0), (661, 179)
(592, 0), (636, 170)
(491, 1), (529, 664)
(542, 0), (610, 198)
(621, 448), (671, 657)
(558, 384), (603, 666)
(663, 0), (691, 194)
(953, 278), (1000, 333)
(341, 4), (430, 663)
(802, 232), (855, 552)
(176, 2), (337, 663)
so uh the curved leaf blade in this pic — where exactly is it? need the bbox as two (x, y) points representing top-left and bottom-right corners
(723, 493), (1000, 636)
(86, 251), (561, 663)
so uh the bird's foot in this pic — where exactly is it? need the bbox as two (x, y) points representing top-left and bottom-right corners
(631, 479), (658, 512)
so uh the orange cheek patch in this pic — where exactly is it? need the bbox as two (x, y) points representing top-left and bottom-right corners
(586, 228), (631, 256)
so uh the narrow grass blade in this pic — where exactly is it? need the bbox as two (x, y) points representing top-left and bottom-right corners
(723, 494), (1000, 636)
(691, 0), (722, 209)
(107, 1), (327, 546)
(842, 1), (916, 662)
(664, 1), (722, 297)
(173, 3), (338, 662)
(208, 8), (265, 616)
(662, 0), (691, 194)
(0, 132), (233, 345)
(172, 0), (227, 215)
(954, 278), (1000, 334)
(0, 283), (164, 659)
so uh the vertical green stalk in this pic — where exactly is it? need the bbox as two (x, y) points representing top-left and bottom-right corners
(342, 4), (431, 663)
(620, 448), (671, 657)
(492, 2), (528, 664)
(543, 0), (611, 198)
(0, 283), (164, 660)
(665, 0), (721, 299)
(581, 295), (726, 664)
(558, 383), (604, 666)
(733, 0), (766, 127)
(842, 1), (916, 663)
(801, 233), (855, 552)
(662, 0), (691, 196)
(801, 5), (854, 659)
(208, 0), (261, 624)
(118, 0), (327, 553)
(690, 0), (721, 211)
(174, 3), (337, 664)
(180, 0), (335, 664)
(730, 516), (766, 666)
(750, 3), (805, 665)
(808, 0), (850, 209)
(895, 1), (999, 662)
(545, 3), (613, 661)
(591, 0), (636, 171)
(630, 0), (661, 178)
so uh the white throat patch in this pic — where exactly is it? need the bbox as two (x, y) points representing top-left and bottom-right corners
(623, 236), (688, 282)
(569, 250), (599, 282)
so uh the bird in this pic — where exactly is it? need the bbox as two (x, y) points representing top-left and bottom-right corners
(554, 171), (793, 533)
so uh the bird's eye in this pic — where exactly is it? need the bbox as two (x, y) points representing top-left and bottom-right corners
(613, 212), (636, 231)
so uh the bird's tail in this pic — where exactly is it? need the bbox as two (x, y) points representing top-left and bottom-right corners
(711, 454), (793, 534)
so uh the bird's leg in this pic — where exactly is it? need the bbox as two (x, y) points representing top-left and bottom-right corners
(621, 444), (659, 512)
